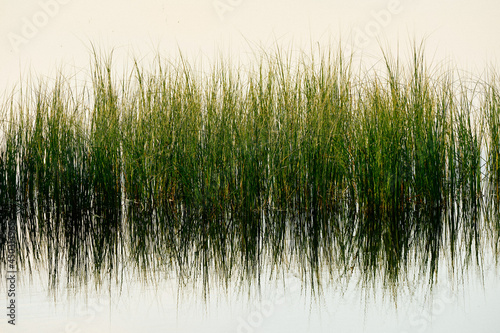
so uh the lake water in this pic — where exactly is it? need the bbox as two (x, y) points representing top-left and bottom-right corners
(2, 259), (500, 332)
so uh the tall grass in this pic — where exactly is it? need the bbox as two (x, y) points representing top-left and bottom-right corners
(486, 72), (500, 258)
(0, 45), (497, 295)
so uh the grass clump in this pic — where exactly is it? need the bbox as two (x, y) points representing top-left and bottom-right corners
(0, 44), (498, 296)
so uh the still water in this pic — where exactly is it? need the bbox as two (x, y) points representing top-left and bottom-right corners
(1, 257), (499, 332)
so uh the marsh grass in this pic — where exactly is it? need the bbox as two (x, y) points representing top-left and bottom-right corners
(0, 45), (498, 297)
(486, 73), (500, 258)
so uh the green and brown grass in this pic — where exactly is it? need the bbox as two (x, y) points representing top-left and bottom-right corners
(0, 44), (498, 295)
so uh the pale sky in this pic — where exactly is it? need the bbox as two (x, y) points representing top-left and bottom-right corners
(1, 1), (500, 332)
(1, 0), (500, 91)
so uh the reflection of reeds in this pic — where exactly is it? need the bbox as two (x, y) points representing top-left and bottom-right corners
(0, 45), (498, 294)
(486, 74), (500, 258)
